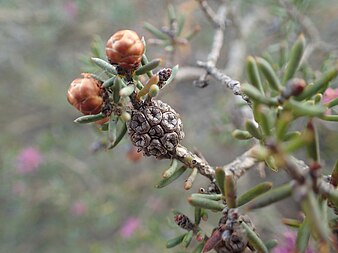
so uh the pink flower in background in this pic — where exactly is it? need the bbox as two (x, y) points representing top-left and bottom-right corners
(63, 1), (78, 19)
(119, 217), (141, 239)
(273, 231), (314, 253)
(71, 200), (87, 217)
(16, 147), (43, 174)
(323, 87), (338, 103)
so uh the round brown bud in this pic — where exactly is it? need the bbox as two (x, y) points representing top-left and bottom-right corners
(105, 30), (144, 71)
(67, 73), (108, 124)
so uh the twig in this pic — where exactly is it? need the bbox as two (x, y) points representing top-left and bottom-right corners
(196, 0), (219, 28)
(196, 61), (251, 106)
(174, 144), (259, 182)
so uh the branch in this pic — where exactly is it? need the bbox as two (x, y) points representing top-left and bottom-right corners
(174, 144), (259, 182)
(196, 61), (251, 106)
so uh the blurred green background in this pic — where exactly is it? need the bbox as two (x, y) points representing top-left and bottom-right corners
(1, 0), (338, 252)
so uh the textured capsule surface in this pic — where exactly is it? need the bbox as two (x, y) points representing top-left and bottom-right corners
(67, 73), (108, 124)
(106, 30), (144, 70)
(127, 100), (184, 159)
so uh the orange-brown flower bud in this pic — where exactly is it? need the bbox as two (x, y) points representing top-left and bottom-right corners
(67, 73), (108, 124)
(105, 30), (144, 71)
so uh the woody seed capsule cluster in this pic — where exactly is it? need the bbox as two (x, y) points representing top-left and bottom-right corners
(105, 30), (144, 71)
(127, 99), (184, 159)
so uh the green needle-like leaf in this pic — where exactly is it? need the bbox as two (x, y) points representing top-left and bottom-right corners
(242, 84), (279, 106)
(236, 182), (273, 207)
(242, 222), (268, 253)
(245, 183), (292, 210)
(256, 57), (282, 91)
(182, 230), (193, 248)
(296, 218), (311, 253)
(144, 22), (170, 40)
(282, 34), (305, 85)
(155, 166), (187, 188)
(74, 113), (105, 124)
(192, 242), (205, 253)
(245, 120), (263, 140)
(166, 233), (187, 248)
(246, 56), (264, 94)
(301, 190), (330, 243)
(232, 129), (253, 140)
(305, 121), (319, 162)
(91, 57), (117, 75)
(265, 239), (278, 251)
(296, 65), (338, 100)
(107, 122), (127, 149)
(215, 167), (225, 196)
(188, 196), (225, 211)
(162, 159), (178, 178)
(224, 175), (236, 208)
(285, 99), (326, 117)
(191, 194), (222, 201)
(102, 76), (116, 88)
(135, 58), (161, 76)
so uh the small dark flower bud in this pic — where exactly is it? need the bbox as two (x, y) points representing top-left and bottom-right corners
(157, 68), (172, 88)
(174, 213), (194, 231)
(282, 78), (306, 99)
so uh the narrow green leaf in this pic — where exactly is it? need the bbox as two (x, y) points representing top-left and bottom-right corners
(242, 222), (268, 253)
(188, 196), (225, 211)
(167, 4), (176, 21)
(305, 121), (319, 162)
(241, 84), (279, 106)
(215, 167), (225, 196)
(327, 97), (338, 108)
(166, 233), (187, 248)
(301, 190), (330, 243)
(283, 131), (301, 141)
(155, 166), (187, 188)
(191, 194), (222, 201)
(330, 160), (338, 187)
(135, 58), (161, 76)
(232, 129), (253, 140)
(224, 175), (236, 208)
(285, 99), (326, 117)
(246, 56), (264, 94)
(108, 116), (118, 145)
(91, 57), (117, 75)
(296, 65), (338, 100)
(163, 64), (179, 88)
(177, 14), (186, 36)
(296, 218), (311, 253)
(265, 239), (278, 251)
(141, 54), (153, 77)
(119, 85), (135, 97)
(256, 57), (282, 91)
(245, 120), (263, 140)
(102, 76), (116, 88)
(182, 230), (193, 248)
(74, 113), (105, 124)
(282, 34), (305, 84)
(162, 159), (178, 178)
(276, 112), (293, 140)
(282, 218), (302, 228)
(320, 114), (338, 122)
(194, 207), (202, 225)
(113, 77), (121, 103)
(144, 22), (170, 40)
(255, 106), (272, 136)
(245, 183), (292, 210)
(107, 122), (127, 149)
(236, 182), (273, 207)
(192, 242), (205, 253)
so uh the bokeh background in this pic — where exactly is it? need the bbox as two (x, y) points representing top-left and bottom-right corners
(1, 0), (338, 252)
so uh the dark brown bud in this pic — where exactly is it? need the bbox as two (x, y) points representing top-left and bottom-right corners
(67, 73), (108, 124)
(106, 30), (145, 71)
(174, 213), (194, 231)
(157, 68), (172, 88)
(282, 78), (306, 98)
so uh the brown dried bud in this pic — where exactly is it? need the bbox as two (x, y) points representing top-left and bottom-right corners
(157, 68), (172, 88)
(174, 213), (194, 231)
(282, 78), (306, 98)
(106, 30), (145, 71)
(67, 73), (108, 124)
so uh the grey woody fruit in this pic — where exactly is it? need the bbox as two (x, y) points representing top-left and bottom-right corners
(127, 99), (184, 159)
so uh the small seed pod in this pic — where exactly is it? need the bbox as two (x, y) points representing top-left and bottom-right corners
(106, 30), (145, 71)
(127, 99), (184, 159)
(157, 68), (172, 88)
(67, 73), (108, 124)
